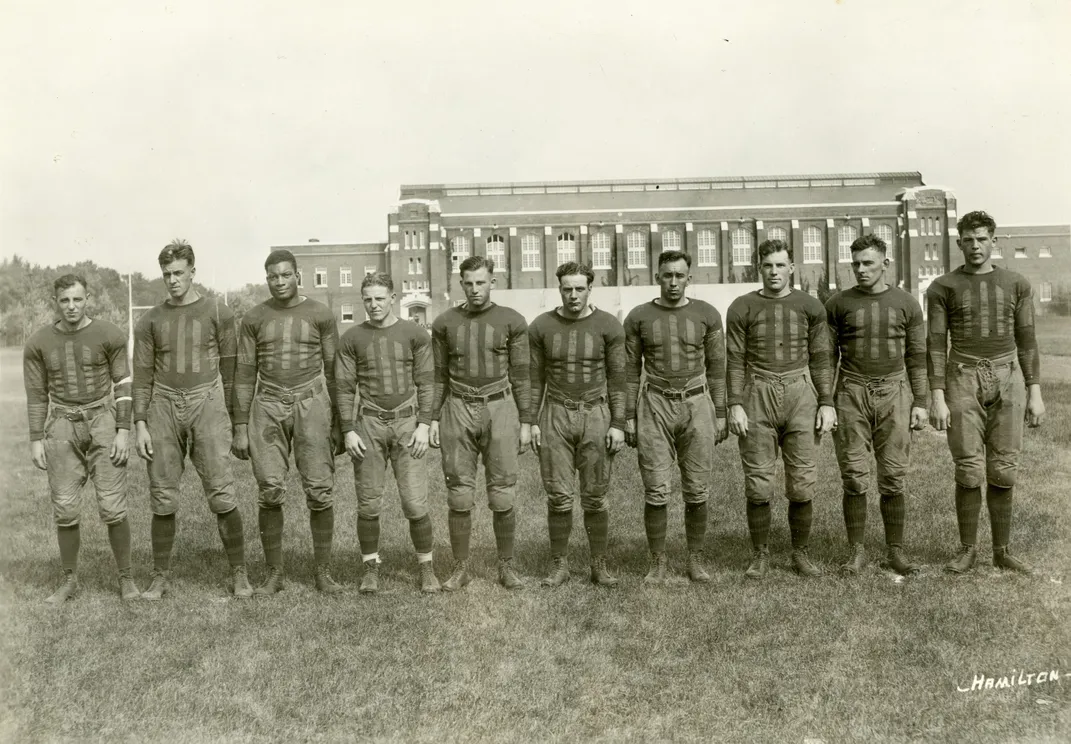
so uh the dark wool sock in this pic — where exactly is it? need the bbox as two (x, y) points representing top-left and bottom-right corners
(843, 492), (867, 545)
(493, 508), (516, 560)
(151, 514), (176, 572)
(216, 508), (246, 568)
(746, 501), (771, 548)
(258, 506), (284, 567)
(107, 518), (132, 574)
(644, 503), (668, 554)
(57, 524), (80, 573)
(880, 492), (906, 547)
(408, 514), (434, 554)
(309, 506), (334, 565)
(987, 484), (1014, 548)
(357, 515), (381, 557)
(684, 501), (708, 552)
(448, 509), (472, 561)
(547, 508), (573, 558)
(583, 509), (609, 557)
(788, 501), (813, 550)
(955, 484), (982, 546)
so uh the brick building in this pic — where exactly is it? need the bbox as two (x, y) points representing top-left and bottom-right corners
(276, 172), (1069, 327)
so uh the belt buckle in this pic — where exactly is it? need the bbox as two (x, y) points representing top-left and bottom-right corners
(461, 393), (480, 404)
(662, 388), (684, 400)
(64, 411), (84, 422)
(377, 410), (392, 422)
(562, 398), (580, 411)
(281, 393), (295, 404)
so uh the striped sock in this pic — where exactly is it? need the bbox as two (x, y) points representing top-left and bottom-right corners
(746, 501), (771, 548)
(357, 516), (380, 557)
(216, 509), (246, 568)
(880, 492), (906, 547)
(258, 506), (284, 567)
(955, 484), (982, 546)
(309, 506), (334, 566)
(986, 485), (1013, 548)
(151, 514), (176, 572)
(644, 503), (668, 554)
(107, 518), (132, 574)
(547, 508), (572, 558)
(583, 510), (609, 557)
(843, 492), (868, 545)
(788, 501), (813, 550)
(57, 525), (80, 573)
(684, 502), (708, 552)
(408, 514), (434, 554)
(448, 510), (471, 561)
(493, 508), (516, 560)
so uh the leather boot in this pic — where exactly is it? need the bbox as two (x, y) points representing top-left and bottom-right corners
(359, 560), (379, 594)
(315, 564), (344, 594)
(541, 556), (570, 587)
(792, 548), (822, 577)
(255, 565), (284, 596)
(589, 555), (619, 587)
(232, 565), (254, 599)
(687, 551), (711, 583)
(745, 545), (770, 580)
(841, 543), (866, 576)
(885, 546), (920, 576)
(118, 570), (140, 601)
(944, 544), (977, 574)
(418, 561), (441, 593)
(45, 570), (78, 604)
(498, 558), (523, 590)
(442, 559), (471, 592)
(644, 552), (668, 584)
(993, 546), (1033, 575)
(141, 570), (170, 601)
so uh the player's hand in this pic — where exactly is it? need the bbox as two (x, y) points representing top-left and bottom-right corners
(910, 406), (928, 430)
(110, 429), (130, 466)
(429, 421), (440, 449)
(519, 423), (532, 454)
(408, 423), (430, 459)
(714, 417), (729, 445)
(728, 405), (748, 438)
(345, 430), (368, 461)
(605, 426), (625, 455)
(330, 420), (345, 457)
(531, 424), (542, 453)
(231, 424), (250, 460)
(135, 421), (154, 461)
(625, 419), (637, 448)
(1026, 385), (1045, 428)
(30, 440), (47, 470)
(816, 405), (837, 436)
(929, 390), (950, 431)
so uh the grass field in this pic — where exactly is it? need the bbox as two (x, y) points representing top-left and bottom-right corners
(1, 337), (1069, 744)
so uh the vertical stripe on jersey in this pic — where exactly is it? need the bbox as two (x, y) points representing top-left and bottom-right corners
(64, 341), (78, 399)
(81, 345), (97, 398)
(191, 320), (202, 374)
(159, 321), (171, 373)
(583, 331), (595, 384)
(869, 301), (881, 361)
(482, 323), (496, 378)
(298, 320), (311, 369)
(961, 288), (973, 341)
(379, 335), (394, 395)
(651, 318), (663, 362)
(667, 314), (680, 372)
(394, 341), (407, 396)
(176, 316), (187, 374)
(979, 283), (990, 339)
(772, 305), (784, 363)
(994, 285), (1005, 337)
(887, 308), (899, 359)
(683, 317), (696, 371)
(566, 329), (578, 384)
(281, 316), (293, 370)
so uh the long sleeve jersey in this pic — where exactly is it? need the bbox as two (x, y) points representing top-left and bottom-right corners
(528, 308), (627, 430)
(23, 319), (132, 440)
(623, 299), (726, 420)
(725, 289), (834, 408)
(825, 286), (928, 408)
(233, 298), (339, 425)
(132, 296), (236, 422)
(430, 302), (532, 423)
(335, 319), (434, 429)
(925, 266), (1040, 390)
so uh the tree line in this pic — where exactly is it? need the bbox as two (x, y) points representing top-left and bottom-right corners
(0, 256), (270, 347)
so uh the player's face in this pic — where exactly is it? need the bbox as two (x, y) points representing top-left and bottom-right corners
(851, 247), (888, 290)
(161, 259), (195, 301)
(558, 273), (592, 316)
(265, 261), (299, 302)
(53, 283), (88, 326)
(657, 259), (691, 303)
(957, 226), (995, 269)
(759, 250), (793, 294)
(362, 284), (395, 323)
(460, 267), (494, 309)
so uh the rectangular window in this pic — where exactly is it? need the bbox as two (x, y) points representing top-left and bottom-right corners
(626, 231), (646, 268)
(1015, 247), (1027, 259)
(314, 267), (327, 287)
(486, 236), (506, 269)
(731, 229), (753, 266)
(661, 230), (682, 253)
(340, 303), (354, 322)
(419, 231), (426, 249)
(697, 229), (717, 267)
(837, 226), (857, 263)
(365, 265), (376, 275)
(802, 227), (822, 264)
(591, 233), (612, 270)
(992, 246), (1002, 259)
(339, 266), (352, 287)
(521, 234), (541, 272)
(1039, 245), (1052, 258)
(1039, 281), (1052, 302)
(296, 270), (303, 288)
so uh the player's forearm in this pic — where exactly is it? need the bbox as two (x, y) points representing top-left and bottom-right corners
(508, 364), (533, 423)
(1014, 324), (1041, 386)
(26, 400), (49, 441)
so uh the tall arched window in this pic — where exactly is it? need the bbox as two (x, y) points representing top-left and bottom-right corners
(451, 236), (471, 274)
(662, 229), (682, 252)
(590, 232), (612, 270)
(874, 224), (894, 254)
(627, 231), (647, 268)
(731, 229), (753, 266)
(556, 232), (577, 266)
(521, 234), (541, 271)
(838, 225), (858, 262)
(802, 226), (823, 264)
(767, 226), (789, 244)
(697, 229), (717, 266)
(486, 235), (505, 270)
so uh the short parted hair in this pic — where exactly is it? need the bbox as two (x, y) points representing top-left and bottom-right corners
(850, 233), (888, 256)
(957, 210), (997, 237)
(159, 239), (195, 267)
(459, 255), (495, 276)
(264, 249), (298, 273)
(361, 272), (394, 293)
(758, 239), (792, 263)
(658, 250), (692, 270)
(53, 273), (88, 295)
(555, 261), (595, 286)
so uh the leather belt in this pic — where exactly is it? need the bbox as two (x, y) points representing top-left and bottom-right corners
(547, 393), (607, 411)
(645, 382), (706, 401)
(359, 405), (415, 421)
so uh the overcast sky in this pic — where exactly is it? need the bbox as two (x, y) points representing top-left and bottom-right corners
(2, 0), (1069, 290)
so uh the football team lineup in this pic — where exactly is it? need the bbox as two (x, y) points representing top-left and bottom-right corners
(22, 210), (1045, 603)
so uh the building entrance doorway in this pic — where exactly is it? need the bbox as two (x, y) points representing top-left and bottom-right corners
(408, 306), (427, 326)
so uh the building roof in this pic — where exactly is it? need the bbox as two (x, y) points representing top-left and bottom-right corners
(276, 241), (387, 256)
